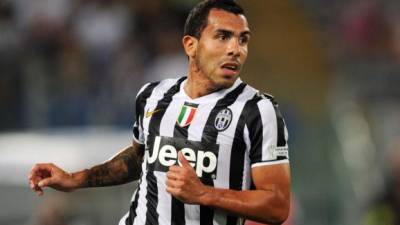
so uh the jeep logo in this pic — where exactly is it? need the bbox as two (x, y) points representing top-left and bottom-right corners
(146, 136), (219, 178)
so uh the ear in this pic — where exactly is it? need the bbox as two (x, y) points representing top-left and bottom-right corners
(182, 35), (197, 58)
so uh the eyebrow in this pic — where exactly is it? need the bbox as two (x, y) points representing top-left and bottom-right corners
(216, 29), (251, 37)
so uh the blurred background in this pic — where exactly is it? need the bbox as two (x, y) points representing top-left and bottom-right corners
(1, 0), (399, 224)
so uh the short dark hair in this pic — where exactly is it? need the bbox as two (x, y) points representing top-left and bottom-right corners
(183, 0), (245, 39)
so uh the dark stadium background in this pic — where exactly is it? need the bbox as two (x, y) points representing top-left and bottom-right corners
(1, 0), (399, 225)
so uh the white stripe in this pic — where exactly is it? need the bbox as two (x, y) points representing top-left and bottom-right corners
(155, 171), (171, 224)
(157, 80), (183, 224)
(136, 82), (151, 97)
(142, 79), (179, 138)
(187, 102), (217, 141)
(185, 102), (217, 225)
(132, 171), (148, 225)
(119, 212), (129, 225)
(133, 82), (152, 144)
(214, 86), (254, 187)
(257, 99), (278, 162)
(251, 159), (290, 167)
(184, 205), (200, 225)
(132, 134), (144, 145)
(213, 85), (255, 224)
(242, 124), (252, 190)
(133, 78), (178, 225)
(118, 188), (139, 225)
(159, 96), (184, 137)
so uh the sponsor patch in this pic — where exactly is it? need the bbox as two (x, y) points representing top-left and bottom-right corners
(267, 145), (289, 160)
(146, 136), (219, 179)
(276, 146), (289, 159)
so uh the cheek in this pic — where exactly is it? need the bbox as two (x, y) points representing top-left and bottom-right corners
(241, 47), (248, 61)
(199, 46), (219, 67)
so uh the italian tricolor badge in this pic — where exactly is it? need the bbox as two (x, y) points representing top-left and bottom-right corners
(177, 102), (198, 127)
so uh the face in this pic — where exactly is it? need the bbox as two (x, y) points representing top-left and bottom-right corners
(192, 9), (251, 89)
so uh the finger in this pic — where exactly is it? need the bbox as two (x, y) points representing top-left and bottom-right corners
(34, 187), (44, 196)
(31, 164), (52, 179)
(166, 171), (180, 180)
(168, 165), (183, 172)
(178, 151), (191, 168)
(29, 175), (42, 189)
(165, 179), (175, 188)
(38, 177), (56, 188)
(34, 186), (43, 195)
(31, 180), (43, 195)
(166, 177), (184, 187)
(31, 163), (49, 174)
(29, 180), (37, 189)
(166, 186), (179, 195)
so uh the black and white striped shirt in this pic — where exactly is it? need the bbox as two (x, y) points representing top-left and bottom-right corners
(119, 77), (289, 225)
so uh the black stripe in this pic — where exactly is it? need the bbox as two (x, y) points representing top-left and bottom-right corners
(243, 95), (265, 191)
(170, 103), (192, 225)
(148, 77), (186, 136)
(146, 172), (159, 225)
(171, 125), (187, 225)
(201, 83), (247, 143)
(174, 124), (189, 139)
(255, 159), (287, 163)
(127, 82), (160, 225)
(245, 95), (264, 164)
(133, 81), (160, 138)
(226, 97), (256, 225)
(145, 77), (186, 225)
(261, 94), (287, 147)
(275, 108), (286, 147)
(200, 83), (247, 225)
(125, 179), (142, 225)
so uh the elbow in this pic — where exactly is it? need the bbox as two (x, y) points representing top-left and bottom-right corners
(264, 205), (289, 225)
(269, 210), (289, 225)
(259, 192), (290, 225)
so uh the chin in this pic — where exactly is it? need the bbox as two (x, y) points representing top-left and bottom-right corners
(216, 77), (237, 89)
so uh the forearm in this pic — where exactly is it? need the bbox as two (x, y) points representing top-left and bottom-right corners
(72, 144), (143, 188)
(200, 187), (290, 224)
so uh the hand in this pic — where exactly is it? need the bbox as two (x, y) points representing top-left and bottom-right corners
(29, 163), (79, 196)
(166, 151), (209, 205)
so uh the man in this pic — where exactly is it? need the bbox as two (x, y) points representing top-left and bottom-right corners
(29, 1), (291, 225)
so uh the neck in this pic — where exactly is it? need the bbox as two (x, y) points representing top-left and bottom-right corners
(184, 64), (220, 99)
(185, 77), (221, 99)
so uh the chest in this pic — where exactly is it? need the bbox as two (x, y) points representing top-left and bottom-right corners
(141, 97), (245, 146)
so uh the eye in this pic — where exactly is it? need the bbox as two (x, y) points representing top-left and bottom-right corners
(239, 35), (249, 45)
(217, 33), (228, 41)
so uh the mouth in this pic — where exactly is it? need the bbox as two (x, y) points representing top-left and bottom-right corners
(221, 62), (241, 74)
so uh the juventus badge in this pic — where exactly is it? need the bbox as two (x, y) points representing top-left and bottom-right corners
(214, 108), (233, 131)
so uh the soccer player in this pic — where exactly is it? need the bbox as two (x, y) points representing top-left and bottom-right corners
(29, 1), (291, 225)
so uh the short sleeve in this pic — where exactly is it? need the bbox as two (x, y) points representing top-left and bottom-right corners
(132, 83), (152, 145)
(245, 96), (289, 168)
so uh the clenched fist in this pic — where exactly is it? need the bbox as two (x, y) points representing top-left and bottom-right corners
(165, 151), (211, 205)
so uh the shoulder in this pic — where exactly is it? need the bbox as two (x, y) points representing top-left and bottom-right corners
(136, 77), (185, 99)
(241, 82), (278, 111)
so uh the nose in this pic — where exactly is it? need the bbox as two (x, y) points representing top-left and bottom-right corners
(227, 38), (241, 57)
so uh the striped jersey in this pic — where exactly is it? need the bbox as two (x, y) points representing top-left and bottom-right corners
(119, 77), (289, 225)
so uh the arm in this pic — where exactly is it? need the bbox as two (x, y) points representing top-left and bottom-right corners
(29, 141), (144, 195)
(166, 152), (291, 224)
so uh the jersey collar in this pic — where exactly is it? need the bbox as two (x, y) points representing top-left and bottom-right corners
(178, 77), (243, 104)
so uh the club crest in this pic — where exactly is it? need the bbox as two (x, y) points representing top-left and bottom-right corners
(214, 108), (232, 131)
